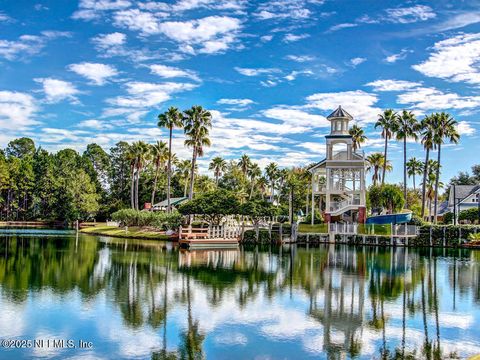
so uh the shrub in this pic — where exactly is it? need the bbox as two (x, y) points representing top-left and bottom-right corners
(442, 212), (454, 225)
(459, 208), (480, 223)
(303, 210), (323, 224)
(239, 199), (277, 224)
(111, 209), (182, 230)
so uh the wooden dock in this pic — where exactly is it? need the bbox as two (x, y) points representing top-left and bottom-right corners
(179, 238), (239, 249)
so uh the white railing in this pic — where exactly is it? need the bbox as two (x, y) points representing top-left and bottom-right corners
(329, 197), (361, 212)
(106, 221), (120, 227)
(208, 225), (242, 239)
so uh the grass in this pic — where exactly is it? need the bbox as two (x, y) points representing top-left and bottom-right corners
(298, 223), (328, 233)
(80, 226), (171, 241)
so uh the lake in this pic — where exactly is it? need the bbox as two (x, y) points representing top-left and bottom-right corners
(1, 230), (480, 359)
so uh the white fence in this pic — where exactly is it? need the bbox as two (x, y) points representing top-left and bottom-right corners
(208, 225), (242, 239)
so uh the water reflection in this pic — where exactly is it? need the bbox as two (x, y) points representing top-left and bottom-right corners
(0, 233), (479, 359)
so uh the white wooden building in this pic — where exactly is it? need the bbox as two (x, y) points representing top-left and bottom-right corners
(308, 106), (367, 224)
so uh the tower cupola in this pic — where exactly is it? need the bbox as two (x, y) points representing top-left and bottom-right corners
(327, 105), (353, 135)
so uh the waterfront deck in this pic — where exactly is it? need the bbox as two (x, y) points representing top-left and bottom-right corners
(179, 238), (239, 249)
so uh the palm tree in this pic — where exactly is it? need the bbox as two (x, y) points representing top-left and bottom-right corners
(247, 163), (262, 199)
(432, 112), (459, 223)
(366, 153), (391, 186)
(158, 107), (183, 213)
(208, 156), (227, 185)
(265, 162), (278, 202)
(127, 144), (137, 209)
(256, 176), (268, 199)
(375, 109), (398, 185)
(406, 157), (423, 191)
(131, 141), (151, 210)
(349, 124), (367, 152)
(176, 159), (192, 197)
(150, 140), (168, 205)
(238, 154), (251, 177)
(183, 106), (212, 200)
(396, 110), (420, 203)
(420, 115), (435, 220)
(276, 168), (289, 205)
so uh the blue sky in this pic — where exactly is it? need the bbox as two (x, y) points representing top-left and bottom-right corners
(1, 0), (480, 185)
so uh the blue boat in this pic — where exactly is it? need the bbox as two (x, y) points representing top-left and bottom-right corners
(365, 211), (412, 225)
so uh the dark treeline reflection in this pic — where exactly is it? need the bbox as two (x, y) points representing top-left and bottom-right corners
(1, 234), (480, 359)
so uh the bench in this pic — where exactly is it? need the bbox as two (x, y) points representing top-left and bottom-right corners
(180, 227), (210, 240)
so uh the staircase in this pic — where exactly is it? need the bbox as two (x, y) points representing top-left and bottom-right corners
(329, 196), (361, 216)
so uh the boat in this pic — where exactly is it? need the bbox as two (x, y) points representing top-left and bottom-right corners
(365, 210), (412, 225)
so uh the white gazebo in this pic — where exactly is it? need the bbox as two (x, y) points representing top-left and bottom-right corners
(308, 106), (367, 224)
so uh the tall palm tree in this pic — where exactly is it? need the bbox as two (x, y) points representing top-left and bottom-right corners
(366, 153), (391, 186)
(238, 154), (251, 177)
(256, 176), (268, 200)
(375, 109), (398, 185)
(176, 159), (193, 197)
(349, 124), (367, 152)
(265, 162), (278, 202)
(433, 112), (459, 223)
(276, 168), (289, 205)
(406, 157), (424, 191)
(127, 144), (137, 209)
(131, 141), (151, 210)
(158, 107), (184, 213)
(247, 163), (262, 199)
(420, 115), (435, 220)
(183, 106), (212, 200)
(150, 140), (168, 205)
(396, 110), (420, 203)
(208, 156), (227, 185)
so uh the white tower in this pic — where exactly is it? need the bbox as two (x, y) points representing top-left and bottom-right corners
(309, 106), (367, 224)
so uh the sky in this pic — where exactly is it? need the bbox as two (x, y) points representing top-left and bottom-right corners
(1, 0), (480, 185)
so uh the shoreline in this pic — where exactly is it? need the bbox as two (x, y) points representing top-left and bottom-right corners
(80, 226), (174, 241)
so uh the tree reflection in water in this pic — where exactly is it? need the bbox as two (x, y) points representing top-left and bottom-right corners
(0, 234), (478, 359)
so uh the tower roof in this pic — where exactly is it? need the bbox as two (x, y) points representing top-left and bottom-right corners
(327, 105), (353, 120)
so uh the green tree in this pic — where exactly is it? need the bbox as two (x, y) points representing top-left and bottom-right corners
(176, 159), (193, 197)
(420, 115), (435, 220)
(247, 163), (262, 199)
(158, 107), (184, 212)
(208, 156), (227, 185)
(432, 112), (459, 223)
(239, 199), (277, 224)
(178, 189), (240, 224)
(349, 124), (367, 152)
(130, 141), (151, 210)
(366, 153), (391, 186)
(109, 141), (131, 209)
(150, 140), (168, 205)
(6, 137), (35, 158)
(396, 110), (420, 203)
(406, 157), (424, 191)
(265, 162), (278, 202)
(183, 106), (212, 200)
(238, 154), (251, 177)
(375, 109), (398, 185)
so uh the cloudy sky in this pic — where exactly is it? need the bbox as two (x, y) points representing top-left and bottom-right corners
(1, 0), (480, 184)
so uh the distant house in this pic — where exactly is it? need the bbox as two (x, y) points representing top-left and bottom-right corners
(439, 185), (480, 218)
(151, 197), (189, 212)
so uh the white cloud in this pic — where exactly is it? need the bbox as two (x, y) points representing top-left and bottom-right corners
(217, 98), (254, 109)
(72, 0), (132, 20)
(384, 49), (411, 63)
(234, 67), (279, 76)
(113, 8), (162, 35)
(92, 32), (126, 50)
(68, 62), (118, 85)
(328, 23), (357, 32)
(366, 79), (422, 91)
(283, 33), (310, 42)
(77, 119), (113, 130)
(0, 32), (70, 60)
(456, 121), (476, 136)
(34, 78), (80, 103)
(254, 0), (321, 21)
(260, 35), (273, 42)
(0, 12), (11, 22)
(285, 55), (315, 62)
(412, 33), (480, 85)
(262, 106), (329, 128)
(107, 81), (197, 108)
(396, 86), (480, 111)
(157, 16), (242, 54)
(0, 90), (39, 130)
(149, 64), (200, 81)
(349, 57), (366, 67)
(284, 70), (313, 81)
(305, 90), (381, 124)
(385, 5), (436, 24)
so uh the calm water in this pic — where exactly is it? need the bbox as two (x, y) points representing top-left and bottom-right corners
(1, 232), (480, 359)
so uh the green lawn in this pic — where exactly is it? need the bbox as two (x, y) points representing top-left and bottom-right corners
(80, 226), (171, 240)
(298, 223), (329, 233)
